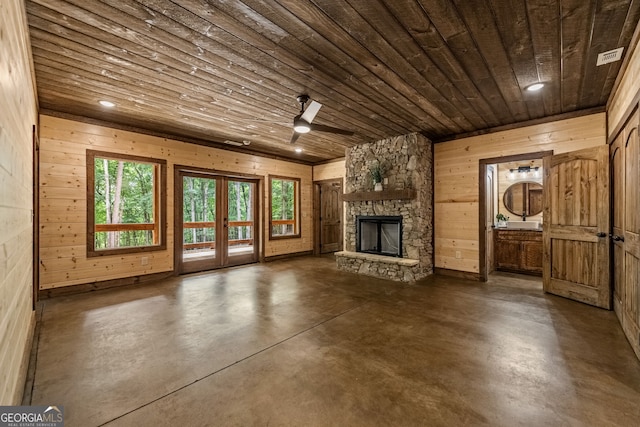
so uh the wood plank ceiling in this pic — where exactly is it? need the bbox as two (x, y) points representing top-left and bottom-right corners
(26, 0), (640, 163)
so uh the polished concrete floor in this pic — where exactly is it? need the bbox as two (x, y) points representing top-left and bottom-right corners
(26, 256), (640, 426)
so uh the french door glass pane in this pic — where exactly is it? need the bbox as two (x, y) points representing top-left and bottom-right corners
(228, 180), (254, 256)
(182, 176), (216, 262)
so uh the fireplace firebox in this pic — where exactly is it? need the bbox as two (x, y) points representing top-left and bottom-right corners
(356, 215), (402, 257)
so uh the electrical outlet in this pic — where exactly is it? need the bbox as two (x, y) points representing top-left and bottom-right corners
(455, 251), (462, 259)
(141, 256), (149, 266)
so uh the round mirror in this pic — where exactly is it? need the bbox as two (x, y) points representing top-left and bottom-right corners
(503, 181), (543, 216)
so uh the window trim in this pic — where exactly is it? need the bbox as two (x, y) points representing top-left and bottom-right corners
(87, 150), (167, 257)
(268, 175), (301, 240)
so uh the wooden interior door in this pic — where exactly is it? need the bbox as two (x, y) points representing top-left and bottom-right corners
(611, 109), (640, 357)
(542, 145), (610, 308)
(318, 179), (343, 253)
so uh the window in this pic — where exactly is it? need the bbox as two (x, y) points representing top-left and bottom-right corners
(269, 175), (300, 239)
(87, 150), (166, 256)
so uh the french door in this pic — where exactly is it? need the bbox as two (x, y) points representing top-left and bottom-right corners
(175, 169), (259, 274)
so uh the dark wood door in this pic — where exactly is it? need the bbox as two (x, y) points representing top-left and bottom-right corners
(611, 109), (640, 358)
(318, 179), (343, 253)
(543, 146), (610, 308)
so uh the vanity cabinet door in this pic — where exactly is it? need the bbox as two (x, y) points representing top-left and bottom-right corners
(495, 234), (522, 271)
(521, 240), (543, 273)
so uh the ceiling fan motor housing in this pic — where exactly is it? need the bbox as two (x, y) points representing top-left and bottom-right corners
(296, 94), (310, 106)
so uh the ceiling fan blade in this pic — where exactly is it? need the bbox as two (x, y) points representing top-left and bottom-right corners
(289, 131), (301, 144)
(310, 123), (354, 136)
(300, 100), (322, 123)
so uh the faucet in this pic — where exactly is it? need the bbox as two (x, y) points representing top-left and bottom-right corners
(522, 212), (527, 221)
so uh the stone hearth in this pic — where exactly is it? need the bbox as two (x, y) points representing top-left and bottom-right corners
(336, 133), (433, 282)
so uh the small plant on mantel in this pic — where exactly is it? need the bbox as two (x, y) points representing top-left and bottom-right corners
(369, 162), (384, 191)
(370, 162), (384, 183)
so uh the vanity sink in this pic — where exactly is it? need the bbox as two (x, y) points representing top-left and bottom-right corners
(506, 220), (540, 230)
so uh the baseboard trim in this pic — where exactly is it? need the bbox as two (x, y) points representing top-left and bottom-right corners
(434, 267), (481, 281)
(263, 250), (314, 262)
(15, 310), (36, 405)
(38, 271), (174, 299)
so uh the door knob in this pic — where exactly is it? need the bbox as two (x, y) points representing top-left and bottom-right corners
(596, 232), (607, 238)
(612, 234), (625, 242)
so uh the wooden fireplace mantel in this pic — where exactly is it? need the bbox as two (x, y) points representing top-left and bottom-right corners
(341, 189), (416, 202)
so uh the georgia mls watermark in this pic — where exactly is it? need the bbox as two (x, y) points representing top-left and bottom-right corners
(0, 406), (63, 427)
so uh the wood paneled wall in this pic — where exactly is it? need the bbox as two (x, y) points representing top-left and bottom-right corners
(0, 0), (38, 404)
(39, 115), (313, 290)
(609, 37), (640, 134)
(434, 114), (606, 273)
(313, 159), (346, 182)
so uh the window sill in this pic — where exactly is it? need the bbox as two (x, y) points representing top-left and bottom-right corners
(268, 234), (301, 241)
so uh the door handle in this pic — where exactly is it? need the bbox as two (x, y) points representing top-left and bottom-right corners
(611, 234), (625, 242)
(596, 232), (607, 238)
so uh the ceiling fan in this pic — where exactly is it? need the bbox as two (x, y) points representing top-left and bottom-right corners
(289, 95), (354, 144)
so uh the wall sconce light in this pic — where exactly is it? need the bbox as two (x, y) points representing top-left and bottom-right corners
(508, 166), (540, 180)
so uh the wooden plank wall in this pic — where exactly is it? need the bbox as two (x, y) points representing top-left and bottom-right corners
(609, 37), (640, 132)
(39, 115), (313, 290)
(313, 159), (346, 182)
(434, 114), (606, 273)
(0, 0), (38, 404)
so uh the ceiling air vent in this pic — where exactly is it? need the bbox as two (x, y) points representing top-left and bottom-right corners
(596, 47), (624, 66)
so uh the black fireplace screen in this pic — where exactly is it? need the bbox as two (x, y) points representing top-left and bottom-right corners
(356, 215), (402, 257)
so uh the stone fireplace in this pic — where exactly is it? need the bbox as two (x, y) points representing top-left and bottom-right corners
(335, 133), (433, 282)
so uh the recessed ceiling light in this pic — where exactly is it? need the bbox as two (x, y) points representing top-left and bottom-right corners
(98, 100), (116, 107)
(223, 140), (243, 146)
(526, 83), (545, 92)
(294, 147), (303, 153)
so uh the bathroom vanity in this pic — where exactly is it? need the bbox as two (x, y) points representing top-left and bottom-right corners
(494, 228), (543, 275)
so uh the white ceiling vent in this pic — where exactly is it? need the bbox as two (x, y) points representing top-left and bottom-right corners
(597, 47), (624, 66)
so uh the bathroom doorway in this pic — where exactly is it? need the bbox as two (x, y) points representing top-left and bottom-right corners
(479, 151), (552, 282)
